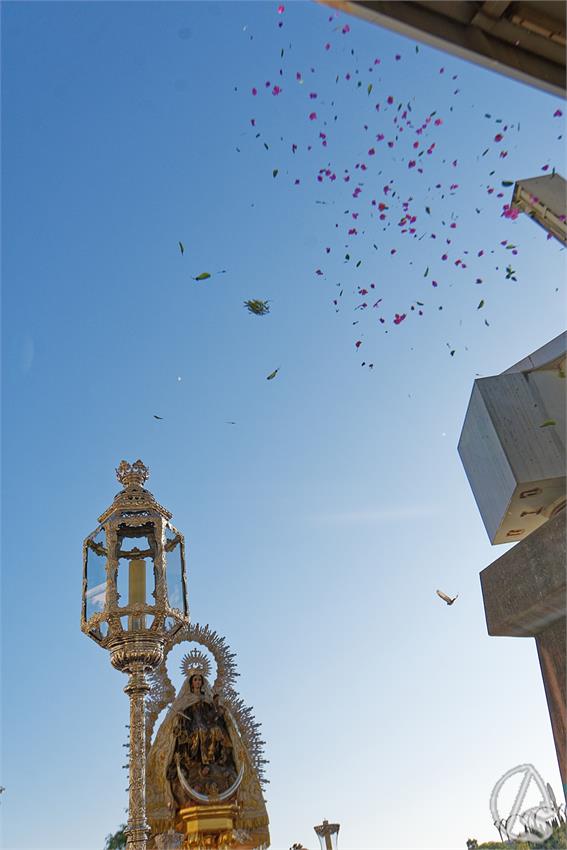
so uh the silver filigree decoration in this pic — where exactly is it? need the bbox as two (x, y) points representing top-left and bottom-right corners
(145, 623), (269, 789)
(180, 648), (211, 680)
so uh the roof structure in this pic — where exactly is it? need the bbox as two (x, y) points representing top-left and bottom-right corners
(318, 1), (566, 98)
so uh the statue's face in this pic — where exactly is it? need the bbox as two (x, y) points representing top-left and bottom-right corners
(190, 675), (203, 693)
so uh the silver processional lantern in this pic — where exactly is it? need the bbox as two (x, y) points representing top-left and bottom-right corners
(81, 460), (189, 850)
(314, 820), (340, 850)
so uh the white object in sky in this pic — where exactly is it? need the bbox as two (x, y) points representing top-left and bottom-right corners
(511, 173), (567, 244)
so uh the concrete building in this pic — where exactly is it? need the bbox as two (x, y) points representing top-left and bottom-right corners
(459, 334), (567, 801)
(511, 172), (567, 245)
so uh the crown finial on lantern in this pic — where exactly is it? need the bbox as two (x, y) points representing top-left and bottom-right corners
(116, 459), (150, 488)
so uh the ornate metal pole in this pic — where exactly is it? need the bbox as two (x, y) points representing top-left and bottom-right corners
(81, 460), (189, 850)
(124, 665), (151, 849)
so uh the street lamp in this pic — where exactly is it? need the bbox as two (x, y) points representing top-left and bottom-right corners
(81, 459), (189, 850)
(314, 820), (340, 850)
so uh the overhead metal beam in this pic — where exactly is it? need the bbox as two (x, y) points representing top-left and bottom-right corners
(318, 1), (566, 98)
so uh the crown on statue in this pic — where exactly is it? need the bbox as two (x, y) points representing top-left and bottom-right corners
(181, 648), (212, 680)
(116, 459), (150, 488)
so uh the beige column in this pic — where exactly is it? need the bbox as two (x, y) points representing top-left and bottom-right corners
(480, 511), (566, 801)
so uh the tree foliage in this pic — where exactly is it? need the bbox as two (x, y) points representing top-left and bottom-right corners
(104, 825), (127, 850)
(467, 821), (567, 849)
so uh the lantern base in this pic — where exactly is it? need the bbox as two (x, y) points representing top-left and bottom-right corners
(178, 804), (238, 848)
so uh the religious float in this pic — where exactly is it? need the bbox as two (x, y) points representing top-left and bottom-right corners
(145, 624), (270, 850)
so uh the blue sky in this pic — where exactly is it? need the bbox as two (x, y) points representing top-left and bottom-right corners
(1, 2), (565, 849)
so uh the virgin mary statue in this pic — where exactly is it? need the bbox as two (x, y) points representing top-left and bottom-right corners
(146, 649), (270, 849)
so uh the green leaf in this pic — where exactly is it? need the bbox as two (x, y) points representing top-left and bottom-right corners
(244, 299), (270, 316)
(178, 241), (185, 255)
(477, 300), (484, 309)
(424, 266), (429, 277)
(272, 169), (279, 178)
(540, 419), (556, 428)
(356, 260), (362, 268)
(266, 368), (279, 381)
(425, 206), (431, 215)
(193, 272), (211, 281)
(367, 83), (373, 95)
(501, 180), (514, 187)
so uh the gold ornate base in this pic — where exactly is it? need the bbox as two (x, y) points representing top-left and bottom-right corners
(178, 804), (239, 848)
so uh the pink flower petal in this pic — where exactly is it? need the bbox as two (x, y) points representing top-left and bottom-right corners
(309, 112), (317, 120)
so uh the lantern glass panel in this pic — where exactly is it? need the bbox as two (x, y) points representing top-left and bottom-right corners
(116, 522), (157, 631)
(85, 527), (108, 621)
(165, 524), (186, 615)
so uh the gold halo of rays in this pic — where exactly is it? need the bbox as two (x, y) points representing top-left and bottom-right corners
(181, 647), (212, 681)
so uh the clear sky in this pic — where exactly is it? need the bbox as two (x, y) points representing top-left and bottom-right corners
(1, 2), (565, 849)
